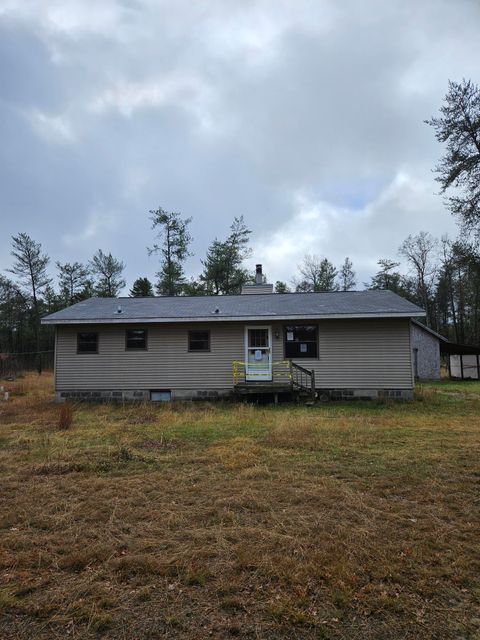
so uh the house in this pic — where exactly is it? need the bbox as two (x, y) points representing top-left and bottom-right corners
(41, 265), (426, 402)
(411, 319), (480, 380)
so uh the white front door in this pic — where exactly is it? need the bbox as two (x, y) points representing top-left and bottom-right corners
(245, 326), (272, 381)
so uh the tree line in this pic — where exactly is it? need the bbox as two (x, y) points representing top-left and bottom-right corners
(2, 220), (480, 355)
(277, 234), (480, 347)
(1, 77), (479, 355)
(0, 214), (256, 355)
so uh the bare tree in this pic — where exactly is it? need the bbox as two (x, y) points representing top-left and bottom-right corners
(399, 231), (438, 325)
(294, 255), (338, 292)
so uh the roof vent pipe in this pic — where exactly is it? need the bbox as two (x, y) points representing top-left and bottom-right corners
(117, 305), (122, 314)
(255, 264), (263, 285)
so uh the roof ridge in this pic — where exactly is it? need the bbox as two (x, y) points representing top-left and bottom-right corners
(109, 289), (393, 301)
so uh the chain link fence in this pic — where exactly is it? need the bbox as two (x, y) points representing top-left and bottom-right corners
(0, 351), (54, 379)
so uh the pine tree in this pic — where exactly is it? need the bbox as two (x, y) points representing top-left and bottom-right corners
(274, 281), (290, 293)
(8, 233), (52, 351)
(56, 261), (91, 305)
(181, 278), (207, 296)
(148, 208), (192, 296)
(8, 233), (51, 309)
(426, 79), (480, 236)
(199, 216), (252, 295)
(366, 259), (403, 292)
(338, 257), (356, 291)
(129, 277), (154, 297)
(89, 249), (126, 297)
(0, 276), (27, 353)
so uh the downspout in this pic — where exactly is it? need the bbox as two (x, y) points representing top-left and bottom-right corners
(53, 326), (57, 394)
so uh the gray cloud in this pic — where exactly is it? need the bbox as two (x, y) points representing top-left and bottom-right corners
(0, 0), (478, 289)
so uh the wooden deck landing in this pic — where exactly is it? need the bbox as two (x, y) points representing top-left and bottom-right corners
(234, 382), (292, 395)
(232, 360), (316, 401)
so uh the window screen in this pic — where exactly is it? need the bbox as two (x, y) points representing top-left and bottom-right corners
(77, 332), (98, 353)
(126, 329), (147, 350)
(248, 328), (269, 348)
(284, 325), (318, 359)
(188, 330), (210, 351)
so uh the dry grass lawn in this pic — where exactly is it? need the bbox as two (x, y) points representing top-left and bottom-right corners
(0, 373), (479, 639)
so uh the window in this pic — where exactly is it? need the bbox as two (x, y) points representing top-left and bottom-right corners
(126, 329), (147, 350)
(248, 328), (269, 348)
(77, 332), (98, 354)
(284, 325), (318, 359)
(188, 330), (210, 352)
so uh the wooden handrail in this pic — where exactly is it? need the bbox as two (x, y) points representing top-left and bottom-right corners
(290, 362), (312, 376)
(290, 361), (316, 401)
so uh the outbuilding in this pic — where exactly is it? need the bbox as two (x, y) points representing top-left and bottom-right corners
(410, 319), (445, 380)
(411, 319), (480, 380)
(443, 341), (480, 380)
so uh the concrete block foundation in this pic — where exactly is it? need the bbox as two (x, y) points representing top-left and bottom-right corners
(55, 387), (413, 402)
(317, 388), (413, 401)
(55, 389), (234, 402)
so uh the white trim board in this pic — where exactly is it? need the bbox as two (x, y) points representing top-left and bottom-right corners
(42, 312), (425, 325)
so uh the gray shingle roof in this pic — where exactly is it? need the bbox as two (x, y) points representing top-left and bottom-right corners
(42, 290), (425, 324)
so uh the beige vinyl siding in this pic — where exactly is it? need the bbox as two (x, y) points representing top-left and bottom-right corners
(55, 318), (413, 391)
(241, 285), (274, 294)
(56, 322), (243, 391)
(271, 318), (413, 390)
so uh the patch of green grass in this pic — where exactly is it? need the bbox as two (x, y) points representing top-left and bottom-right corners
(0, 587), (21, 613)
(423, 378), (480, 392)
(267, 597), (318, 627)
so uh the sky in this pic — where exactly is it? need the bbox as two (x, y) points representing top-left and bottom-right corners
(0, 0), (479, 291)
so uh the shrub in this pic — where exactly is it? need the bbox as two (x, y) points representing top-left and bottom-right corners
(58, 402), (74, 430)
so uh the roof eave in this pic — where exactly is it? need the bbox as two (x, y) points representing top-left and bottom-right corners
(41, 311), (425, 325)
(411, 318), (448, 341)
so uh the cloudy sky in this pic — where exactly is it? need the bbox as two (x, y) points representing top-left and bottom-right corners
(1, 0), (479, 290)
